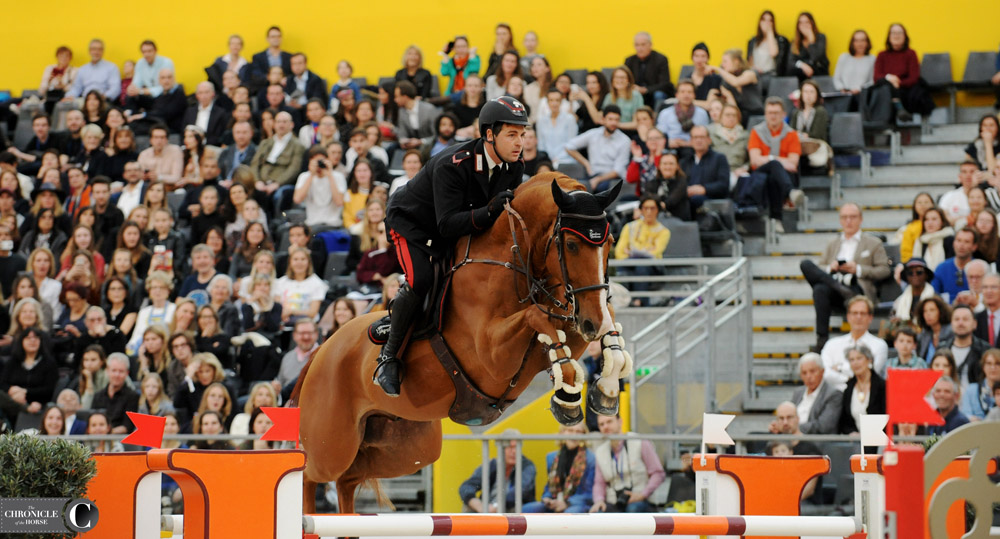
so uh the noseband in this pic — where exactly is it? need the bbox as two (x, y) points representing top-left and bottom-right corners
(452, 202), (610, 323)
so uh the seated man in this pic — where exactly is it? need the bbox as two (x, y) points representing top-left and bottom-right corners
(183, 82), (229, 146)
(785, 352), (842, 434)
(9, 112), (64, 176)
(136, 124), (184, 186)
(937, 162), (979, 227)
(459, 430), (537, 512)
(536, 89), (578, 166)
(655, 79), (708, 158)
(394, 81), (440, 150)
(90, 353), (139, 433)
(800, 203), (891, 351)
(293, 146), (347, 228)
(564, 105), (631, 192)
(590, 413), (665, 513)
(938, 305), (989, 391)
(930, 227), (979, 302)
(926, 376), (970, 436)
(284, 52), (328, 111)
(251, 111), (305, 206)
(819, 296), (889, 390)
(126, 68), (187, 134)
(125, 40), (174, 111)
(765, 401), (823, 502)
(746, 96), (804, 232)
(65, 39), (121, 102)
(680, 125), (729, 214)
(275, 319), (320, 400)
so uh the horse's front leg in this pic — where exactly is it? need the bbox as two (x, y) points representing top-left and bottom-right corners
(587, 316), (634, 416)
(478, 308), (587, 425)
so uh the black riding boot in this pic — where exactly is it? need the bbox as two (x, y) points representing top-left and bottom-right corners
(374, 283), (423, 397)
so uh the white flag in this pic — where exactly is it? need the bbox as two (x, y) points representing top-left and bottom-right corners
(859, 414), (889, 447)
(702, 413), (735, 445)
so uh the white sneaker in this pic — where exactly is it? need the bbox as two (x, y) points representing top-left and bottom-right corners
(771, 218), (785, 234)
(788, 189), (805, 208)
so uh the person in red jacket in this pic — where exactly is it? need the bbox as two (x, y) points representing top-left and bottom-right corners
(873, 23), (934, 122)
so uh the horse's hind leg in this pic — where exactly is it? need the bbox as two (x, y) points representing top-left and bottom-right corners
(303, 477), (319, 514)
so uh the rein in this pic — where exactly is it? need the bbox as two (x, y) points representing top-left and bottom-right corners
(450, 202), (610, 323)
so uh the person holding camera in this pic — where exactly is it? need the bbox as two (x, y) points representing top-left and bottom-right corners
(293, 146), (347, 228)
(799, 203), (891, 353)
(590, 413), (665, 513)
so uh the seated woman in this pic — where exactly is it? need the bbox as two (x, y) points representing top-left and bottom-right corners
(237, 407), (280, 450)
(837, 344), (886, 435)
(709, 103), (751, 175)
(624, 129), (668, 199)
(195, 305), (232, 369)
(644, 152), (690, 221)
(747, 10), (791, 85)
(910, 208), (953, 271)
(273, 246), (329, 324)
(7, 275), (54, 335)
(133, 324), (170, 383)
(229, 222), (273, 280)
(960, 348), (1000, 420)
(172, 352), (225, 425)
(916, 296), (953, 362)
(897, 192), (935, 264)
(355, 222), (399, 290)
(790, 80), (831, 173)
(966, 114), (999, 182)
(602, 67), (644, 130)
(833, 30), (875, 98)
(137, 372), (175, 416)
(19, 208), (68, 259)
(890, 258), (936, 322)
(973, 209), (1000, 266)
(613, 195), (671, 307)
(55, 281), (92, 345)
(230, 382), (279, 436)
(193, 381), (235, 431)
(36, 404), (65, 437)
(127, 271), (176, 355)
(206, 274), (240, 336)
(241, 275), (282, 340)
(522, 422), (595, 514)
(191, 410), (232, 450)
(874, 23), (934, 122)
(787, 13), (829, 80)
(83, 411), (123, 453)
(714, 49), (764, 125)
(318, 296), (356, 338)
(0, 328), (58, 415)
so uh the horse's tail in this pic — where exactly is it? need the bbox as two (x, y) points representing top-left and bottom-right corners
(286, 347), (320, 408)
(362, 478), (395, 510)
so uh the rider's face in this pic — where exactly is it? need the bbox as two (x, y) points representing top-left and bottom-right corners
(489, 124), (525, 163)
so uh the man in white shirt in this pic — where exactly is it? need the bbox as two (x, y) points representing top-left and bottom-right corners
(820, 296), (888, 390)
(126, 40), (174, 106)
(783, 353), (842, 434)
(182, 82), (228, 146)
(116, 161), (146, 216)
(938, 162), (981, 226)
(250, 111), (305, 204)
(294, 147), (347, 227)
(564, 105), (631, 192)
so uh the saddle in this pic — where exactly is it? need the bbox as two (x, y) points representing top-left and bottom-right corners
(367, 258), (521, 426)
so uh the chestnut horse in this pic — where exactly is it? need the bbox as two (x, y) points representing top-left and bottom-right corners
(293, 174), (631, 513)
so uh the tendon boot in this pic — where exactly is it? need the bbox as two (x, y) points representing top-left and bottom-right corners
(373, 283), (423, 397)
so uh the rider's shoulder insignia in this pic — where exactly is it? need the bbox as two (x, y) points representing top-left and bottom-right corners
(451, 150), (472, 165)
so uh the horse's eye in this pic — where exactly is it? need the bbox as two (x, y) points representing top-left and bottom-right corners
(566, 241), (579, 254)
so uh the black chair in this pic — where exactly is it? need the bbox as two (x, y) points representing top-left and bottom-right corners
(921, 53), (955, 120)
(659, 218), (701, 258)
(388, 149), (405, 176)
(565, 69), (588, 87)
(766, 76), (799, 112)
(377, 76), (395, 88)
(678, 65), (694, 81)
(21, 89), (41, 100)
(746, 115), (765, 129)
(829, 112), (869, 176)
(352, 77), (369, 89)
(555, 161), (587, 183)
(602, 67), (617, 84)
(324, 251), (350, 282)
(813, 76), (836, 94)
(959, 51), (999, 89)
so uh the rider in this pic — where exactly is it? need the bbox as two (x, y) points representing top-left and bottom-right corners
(376, 96), (531, 396)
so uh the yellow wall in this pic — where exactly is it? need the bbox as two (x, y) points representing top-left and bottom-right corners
(3, 1), (998, 99)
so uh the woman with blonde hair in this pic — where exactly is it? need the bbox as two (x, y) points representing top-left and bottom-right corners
(169, 298), (197, 335)
(194, 381), (234, 430)
(237, 249), (276, 302)
(7, 298), (47, 336)
(27, 247), (63, 318)
(135, 324), (170, 380)
(395, 45), (436, 99)
(172, 352), (225, 420)
(138, 372), (175, 416)
(713, 49), (765, 125)
(273, 246), (328, 323)
(230, 381), (280, 435)
(126, 271), (176, 354)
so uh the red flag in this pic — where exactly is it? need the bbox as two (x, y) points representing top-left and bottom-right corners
(260, 407), (300, 447)
(121, 412), (166, 448)
(886, 368), (945, 426)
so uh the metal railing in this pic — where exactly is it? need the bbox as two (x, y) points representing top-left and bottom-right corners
(625, 258), (753, 458)
(608, 257), (742, 305)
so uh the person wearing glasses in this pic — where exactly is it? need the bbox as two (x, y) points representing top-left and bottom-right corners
(614, 195), (671, 307)
(800, 203), (891, 352)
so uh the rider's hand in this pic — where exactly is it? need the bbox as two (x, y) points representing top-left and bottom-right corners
(488, 190), (515, 218)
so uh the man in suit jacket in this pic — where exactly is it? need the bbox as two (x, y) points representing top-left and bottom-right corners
(974, 273), (1000, 345)
(285, 53), (328, 111)
(182, 82), (229, 146)
(127, 68), (187, 134)
(250, 111), (305, 202)
(249, 26), (292, 93)
(624, 32), (674, 105)
(799, 203), (891, 350)
(260, 84), (302, 129)
(394, 81), (440, 150)
(218, 121), (257, 180)
(784, 353), (842, 434)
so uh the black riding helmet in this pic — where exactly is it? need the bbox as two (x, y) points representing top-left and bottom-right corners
(479, 96), (530, 164)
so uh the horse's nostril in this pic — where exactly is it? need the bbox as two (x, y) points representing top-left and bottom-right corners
(582, 319), (596, 337)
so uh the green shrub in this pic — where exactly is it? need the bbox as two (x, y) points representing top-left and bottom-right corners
(0, 433), (98, 538)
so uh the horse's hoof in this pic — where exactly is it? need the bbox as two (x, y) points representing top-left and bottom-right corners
(586, 383), (619, 416)
(549, 396), (583, 426)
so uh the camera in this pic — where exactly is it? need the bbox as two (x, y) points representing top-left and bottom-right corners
(317, 160), (327, 170)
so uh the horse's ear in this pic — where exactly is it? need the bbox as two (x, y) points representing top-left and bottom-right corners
(550, 179), (567, 209)
(594, 180), (623, 210)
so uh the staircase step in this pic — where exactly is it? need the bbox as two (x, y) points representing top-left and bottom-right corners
(751, 280), (814, 301)
(766, 233), (837, 254)
(839, 185), (953, 207)
(840, 164), (958, 186)
(752, 331), (816, 354)
(956, 106), (995, 124)
(894, 144), (967, 164)
(752, 304), (816, 327)
(920, 123), (978, 144)
(804, 208), (911, 231)
(750, 256), (818, 277)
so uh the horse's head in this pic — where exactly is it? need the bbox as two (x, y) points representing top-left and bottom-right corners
(537, 176), (621, 341)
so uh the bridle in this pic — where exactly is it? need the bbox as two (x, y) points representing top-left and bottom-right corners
(451, 201), (611, 323)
